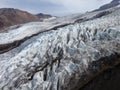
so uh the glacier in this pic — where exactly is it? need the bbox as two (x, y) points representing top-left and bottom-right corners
(0, 5), (120, 90)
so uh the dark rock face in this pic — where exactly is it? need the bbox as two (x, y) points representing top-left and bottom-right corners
(81, 64), (120, 90)
(95, 0), (120, 11)
(36, 13), (52, 21)
(0, 21), (4, 27)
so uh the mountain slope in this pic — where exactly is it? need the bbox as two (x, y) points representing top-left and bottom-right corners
(0, 8), (53, 31)
(96, 0), (120, 11)
(0, 8), (39, 30)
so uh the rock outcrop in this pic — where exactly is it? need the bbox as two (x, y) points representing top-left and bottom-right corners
(36, 13), (53, 21)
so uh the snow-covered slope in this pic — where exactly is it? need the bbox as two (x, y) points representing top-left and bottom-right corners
(96, 0), (120, 11)
(0, 6), (120, 90)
